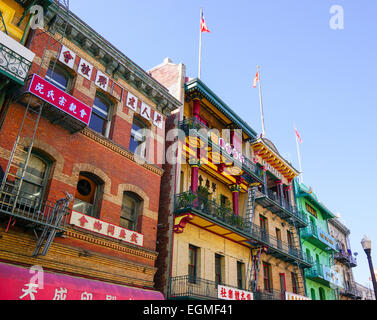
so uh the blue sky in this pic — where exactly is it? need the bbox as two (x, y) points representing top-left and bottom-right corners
(70, 0), (377, 288)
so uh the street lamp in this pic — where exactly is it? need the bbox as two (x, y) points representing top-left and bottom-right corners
(361, 236), (377, 300)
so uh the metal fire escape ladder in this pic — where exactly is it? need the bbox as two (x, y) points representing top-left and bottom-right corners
(243, 185), (264, 294)
(0, 1), (71, 257)
(32, 191), (73, 257)
(289, 219), (307, 297)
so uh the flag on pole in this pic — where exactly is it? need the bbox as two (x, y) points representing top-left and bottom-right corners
(295, 127), (303, 144)
(253, 71), (259, 88)
(200, 11), (210, 33)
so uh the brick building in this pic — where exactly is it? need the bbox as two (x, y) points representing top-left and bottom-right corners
(150, 58), (312, 301)
(0, 0), (180, 300)
(328, 217), (361, 300)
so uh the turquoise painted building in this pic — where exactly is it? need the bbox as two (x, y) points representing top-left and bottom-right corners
(294, 181), (341, 300)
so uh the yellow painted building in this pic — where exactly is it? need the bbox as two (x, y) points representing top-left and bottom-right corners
(151, 59), (314, 300)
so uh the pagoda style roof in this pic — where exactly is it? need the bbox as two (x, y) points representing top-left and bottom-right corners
(251, 137), (300, 182)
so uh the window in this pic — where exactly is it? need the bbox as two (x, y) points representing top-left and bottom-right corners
(279, 273), (286, 292)
(260, 215), (268, 242)
(311, 288), (316, 300)
(73, 173), (103, 218)
(129, 117), (148, 157)
(215, 254), (224, 285)
(287, 231), (294, 248)
(291, 272), (298, 294)
(237, 262), (245, 290)
(45, 64), (72, 92)
(276, 228), (282, 249)
(89, 95), (112, 137)
(263, 263), (272, 292)
(17, 152), (51, 206)
(120, 192), (142, 231)
(188, 245), (198, 283)
(305, 202), (318, 218)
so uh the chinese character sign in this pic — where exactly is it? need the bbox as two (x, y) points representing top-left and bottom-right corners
(69, 211), (144, 247)
(78, 58), (93, 80)
(95, 70), (109, 91)
(28, 74), (92, 126)
(59, 45), (76, 69)
(217, 285), (253, 301)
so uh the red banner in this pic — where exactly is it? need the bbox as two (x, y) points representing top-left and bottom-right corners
(0, 263), (164, 300)
(28, 74), (92, 126)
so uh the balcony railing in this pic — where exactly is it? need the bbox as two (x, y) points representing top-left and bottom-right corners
(0, 31), (35, 85)
(253, 289), (285, 300)
(175, 191), (313, 267)
(255, 189), (308, 228)
(0, 184), (70, 232)
(179, 118), (262, 182)
(301, 224), (337, 252)
(334, 248), (357, 268)
(305, 262), (341, 287)
(340, 284), (362, 299)
(169, 275), (230, 300)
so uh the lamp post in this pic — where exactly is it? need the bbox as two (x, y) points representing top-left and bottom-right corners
(361, 236), (377, 300)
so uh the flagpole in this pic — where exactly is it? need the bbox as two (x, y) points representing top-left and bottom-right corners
(258, 65), (266, 137)
(198, 7), (203, 79)
(295, 125), (304, 183)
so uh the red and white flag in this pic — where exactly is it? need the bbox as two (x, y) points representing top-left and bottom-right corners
(201, 12), (210, 33)
(253, 71), (259, 88)
(295, 128), (303, 144)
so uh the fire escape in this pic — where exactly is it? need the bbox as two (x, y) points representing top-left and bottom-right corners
(0, 0), (72, 257)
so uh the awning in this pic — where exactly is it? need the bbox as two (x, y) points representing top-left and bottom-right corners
(0, 262), (164, 300)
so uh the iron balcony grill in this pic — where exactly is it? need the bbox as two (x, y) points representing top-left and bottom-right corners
(0, 184), (70, 233)
(0, 39), (33, 85)
(175, 192), (313, 268)
(179, 118), (263, 183)
(255, 189), (308, 228)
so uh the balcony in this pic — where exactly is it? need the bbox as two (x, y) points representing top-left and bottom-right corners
(253, 289), (285, 300)
(301, 224), (338, 252)
(340, 283), (362, 300)
(169, 275), (239, 300)
(305, 263), (342, 288)
(179, 118), (263, 184)
(0, 185), (70, 235)
(255, 189), (308, 228)
(0, 30), (35, 85)
(334, 247), (357, 268)
(174, 192), (313, 268)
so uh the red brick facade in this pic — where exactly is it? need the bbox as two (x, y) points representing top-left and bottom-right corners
(0, 14), (179, 295)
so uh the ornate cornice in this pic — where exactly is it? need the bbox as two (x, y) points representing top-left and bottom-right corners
(65, 227), (158, 261)
(81, 128), (164, 177)
(44, 4), (182, 116)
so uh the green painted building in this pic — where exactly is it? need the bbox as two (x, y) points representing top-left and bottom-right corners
(294, 180), (341, 300)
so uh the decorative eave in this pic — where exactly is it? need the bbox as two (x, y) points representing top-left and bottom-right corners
(251, 138), (300, 182)
(43, 3), (181, 116)
(297, 183), (336, 220)
(184, 78), (258, 140)
(328, 218), (351, 236)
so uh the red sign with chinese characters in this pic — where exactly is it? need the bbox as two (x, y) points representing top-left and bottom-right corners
(28, 74), (92, 126)
(70, 211), (144, 247)
(0, 262), (164, 300)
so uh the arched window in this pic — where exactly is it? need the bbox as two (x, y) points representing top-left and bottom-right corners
(319, 287), (326, 300)
(120, 191), (142, 231)
(73, 172), (103, 218)
(17, 151), (51, 206)
(311, 288), (316, 300)
(89, 94), (113, 137)
(129, 116), (148, 157)
(45, 63), (72, 92)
